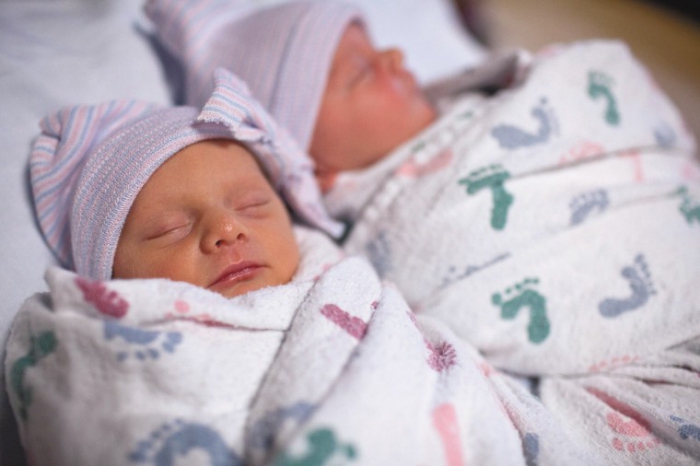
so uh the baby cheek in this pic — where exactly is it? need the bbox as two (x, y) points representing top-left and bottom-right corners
(154, 248), (206, 284)
(266, 227), (300, 284)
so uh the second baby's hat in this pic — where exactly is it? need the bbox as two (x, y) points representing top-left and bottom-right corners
(145, 0), (363, 150)
(31, 68), (344, 281)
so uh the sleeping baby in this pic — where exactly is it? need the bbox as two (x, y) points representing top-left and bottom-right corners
(27, 70), (345, 294)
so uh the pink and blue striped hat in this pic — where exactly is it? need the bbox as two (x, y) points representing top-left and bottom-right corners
(145, 0), (364, 150)
(30, 68), (344, 281)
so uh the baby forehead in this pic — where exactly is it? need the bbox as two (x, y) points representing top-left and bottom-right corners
(168, 139), (264, 171)
(133, 149), (274, 210)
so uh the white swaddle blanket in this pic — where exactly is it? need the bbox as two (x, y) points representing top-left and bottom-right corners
(5, 226), (600, 466)
(6, 225), (700, 465)
(326, 39), (700, 371)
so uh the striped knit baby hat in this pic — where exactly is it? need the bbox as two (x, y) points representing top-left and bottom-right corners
(30, 68), (343, 280)
(145, 0), (363, 150)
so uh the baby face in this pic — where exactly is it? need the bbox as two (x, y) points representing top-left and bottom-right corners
(113, 139), (300, 298)
(310, 23), (436, 180)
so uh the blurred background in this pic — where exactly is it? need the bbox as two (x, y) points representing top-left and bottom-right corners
(455, 0), (700, 145)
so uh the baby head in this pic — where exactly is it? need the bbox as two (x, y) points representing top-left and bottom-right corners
(309, 21), (437, 183)
(113, 138), (299, 298)
(30, 69), (339, 297)
(146, 0), (436, 183)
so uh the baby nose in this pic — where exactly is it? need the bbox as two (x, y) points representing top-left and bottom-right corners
(202, 214), (247, 253)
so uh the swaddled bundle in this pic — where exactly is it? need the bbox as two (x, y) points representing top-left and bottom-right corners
(8, 227), (700, 465)
(3, 226), (608, 466)
(327, 40), (700, 374)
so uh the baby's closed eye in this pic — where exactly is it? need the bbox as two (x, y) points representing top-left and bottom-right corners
(144, 216), (192, 241)
(236, 193), (273, 216)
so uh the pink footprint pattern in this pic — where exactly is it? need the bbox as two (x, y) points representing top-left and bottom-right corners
(75, 277), (128, 318)
(433, 403), (465, 466)
(587, 387), (660, 453)
(164, 300), (234, 329)
(396, 149), (454, 178)
(320, 304), (367, 340)
(588, 354), (639, 373)
(558, 140), (605, 166)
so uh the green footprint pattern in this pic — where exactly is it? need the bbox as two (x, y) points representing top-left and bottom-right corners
(10, 331), (58, 420)
(492, 278), (550, 344)
(459, 164), (514, 230)
(676, 185), (700, 225)
(273, 427), (357, 466)
(588, 70), (621, 126)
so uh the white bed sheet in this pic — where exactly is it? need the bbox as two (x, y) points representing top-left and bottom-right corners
(0, 0), (486, 463)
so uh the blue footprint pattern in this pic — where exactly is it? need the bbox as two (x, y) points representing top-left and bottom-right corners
(569, 189), (610, 225)
(654, 122), (676, 148)
(491, 98), (556, 150)
(104, 320), (182, 362)
(129, 419), (241, 466)
(598, 254), (655, 318)
(671, 415), (700, 442)
(524, 432), (539, 466)
(249, 401), (316, 451)
(365, 231), (392, 277)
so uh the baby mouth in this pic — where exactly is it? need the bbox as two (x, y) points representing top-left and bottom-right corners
(208, 261), (263, 289)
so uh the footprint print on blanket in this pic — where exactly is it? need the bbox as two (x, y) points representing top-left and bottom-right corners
(670, 415), (700, 442)
(432, 403), (464, 466)
(9, 331), (57, 420)
(598, 254), (655, 318)
(653, 121), (677, 148)
(273, 427), (357, 466)
(588, 71), (621, 126)
(491, 97), (557, 149)
(587, 388), (661, 453)
(128, 419), (241, 466)
(569, 189), (609, 225)
(104, 320), (182, 362)
(320, 304), (368, 340)
(492, 278), (550, 344)
(75, 276), (129, 318)
(249, 401), (316, 450)
(365, 231), (392, 276)
(396, 148), (454, 178)
(676, 185), (700, 225)
(523, 433), (540, 466)
(459, 164), (514, 230)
